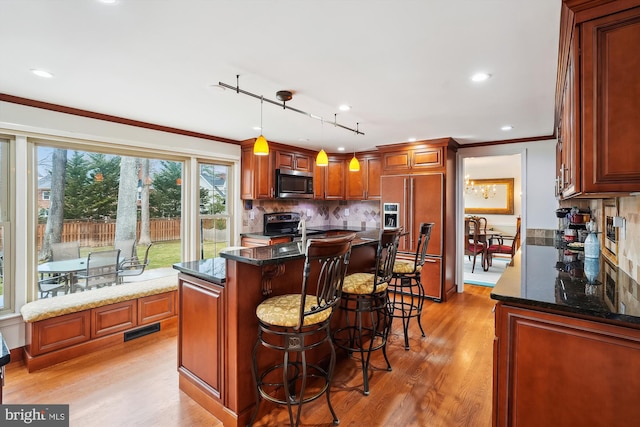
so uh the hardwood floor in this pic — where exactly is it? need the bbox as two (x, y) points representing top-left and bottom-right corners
(4, 285), (495, 427)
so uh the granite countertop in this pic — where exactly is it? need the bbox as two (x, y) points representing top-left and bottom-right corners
(173, 257), (226, 285)
(491, 240), (640, 326)
(1, 332), (9, 367)
(222, 230), (380, 266)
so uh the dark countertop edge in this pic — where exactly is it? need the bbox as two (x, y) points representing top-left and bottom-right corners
(172, 263), (225, 285)
(490, 246), (640, 327)
(241, 225), (379, 239)
(1, 334), (10, 366)
(220, 235), (379, 266)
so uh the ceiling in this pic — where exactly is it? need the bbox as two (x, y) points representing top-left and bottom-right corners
(0, 0), (561, 153)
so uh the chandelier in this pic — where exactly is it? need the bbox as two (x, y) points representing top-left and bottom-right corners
(465, 175), (497, 199)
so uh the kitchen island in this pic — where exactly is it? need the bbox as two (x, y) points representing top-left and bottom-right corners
(173, 230), (379, 427)
(491, 241), (640, 427)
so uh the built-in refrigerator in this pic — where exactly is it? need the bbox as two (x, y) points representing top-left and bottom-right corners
(381, 173), (444, 301)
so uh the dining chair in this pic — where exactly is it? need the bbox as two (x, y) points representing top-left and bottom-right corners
(75, 249), (120, 292)
(114, 239), (137, 264)
(487, 216), (521, 266)
(249, 233), (355, 427)
(464, 218), (485, 273)
(332, 227), (401, 396)
(118, 243), (153, 282)
(389, 222), (434, 350)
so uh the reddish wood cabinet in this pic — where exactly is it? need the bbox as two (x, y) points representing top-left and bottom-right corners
(494, 303), (640, 426)
(346, 153), (381, 200)
(314, 156), (346, 200)
(556, 1), (640, 198)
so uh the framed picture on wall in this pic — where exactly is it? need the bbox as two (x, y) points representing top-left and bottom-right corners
(464, 178), (514, 215)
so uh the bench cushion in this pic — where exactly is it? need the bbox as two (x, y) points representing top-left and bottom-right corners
(21, 275), (178, 323)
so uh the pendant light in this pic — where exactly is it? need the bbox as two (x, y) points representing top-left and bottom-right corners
(348, 123), (361, 172)
(253, 96), (269, 156)
(316, 119), (328, 166)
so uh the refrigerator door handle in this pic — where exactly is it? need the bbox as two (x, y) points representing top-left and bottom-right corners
(409, 177), (414, 248)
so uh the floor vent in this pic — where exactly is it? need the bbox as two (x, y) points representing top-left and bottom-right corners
(124, 322), (160, 342)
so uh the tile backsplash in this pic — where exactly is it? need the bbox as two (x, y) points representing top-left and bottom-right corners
(617, 195), (639, 282)
(242, 200), (381, 234)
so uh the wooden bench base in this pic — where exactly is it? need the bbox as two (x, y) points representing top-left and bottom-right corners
(23, 291), (177, 372)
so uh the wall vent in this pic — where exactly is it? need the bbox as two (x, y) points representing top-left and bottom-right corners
(124, 322), (160, 342)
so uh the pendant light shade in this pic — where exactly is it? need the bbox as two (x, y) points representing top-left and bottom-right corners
(316, 149), (329, 167)
(253, 135), (269, 156)
(349, 155), (360, 172)
(253, 96), (269, 156)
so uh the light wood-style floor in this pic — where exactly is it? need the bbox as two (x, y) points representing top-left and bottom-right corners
(4, 285), (494, 427)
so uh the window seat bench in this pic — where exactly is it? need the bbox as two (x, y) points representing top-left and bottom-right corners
(20, 275), (178, 372)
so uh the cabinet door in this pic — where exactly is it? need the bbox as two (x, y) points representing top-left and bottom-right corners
(179, 276), (225, 398)
(581, 7), (640, 193)
(241, 145), (274, 200)
(410, 174), (443, 256)
(275, 150), (312, 173)
(324, 158), (345, 200)
(365, 155), (382, 200)
(559, 34), (580, 198)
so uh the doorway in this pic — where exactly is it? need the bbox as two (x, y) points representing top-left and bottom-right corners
(462, 154), (522, 289)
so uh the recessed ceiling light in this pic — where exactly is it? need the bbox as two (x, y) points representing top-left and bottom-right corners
(98, 0), (118, 4)
(31, 69), (53, 78)
(501, 125), (513, 131)
(252, 126), (262, 131)
(471, 72), (491, 82)
(337, 147), (345, 152)
(338, 104), (351, 111)
(408, 137), (417, 142)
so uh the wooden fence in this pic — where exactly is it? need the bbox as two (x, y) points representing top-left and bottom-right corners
(36, 219), (181, 249)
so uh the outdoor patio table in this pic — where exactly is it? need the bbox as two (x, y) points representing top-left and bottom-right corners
(37, 257), (88, 293)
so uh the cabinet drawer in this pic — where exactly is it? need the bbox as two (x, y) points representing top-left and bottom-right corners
(138, 291), (176, 325)
(91, 300), (137, 338)
(28, 311), (91, 356)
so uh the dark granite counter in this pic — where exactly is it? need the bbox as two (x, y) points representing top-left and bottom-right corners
(173, 257), (226, 285)
(491, 240), (640, 325)
(223, 230), (380, 266)
(1, 332), (9, 367)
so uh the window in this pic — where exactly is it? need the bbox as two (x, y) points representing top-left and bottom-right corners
(42, 190), (50, 201)
(35, 146), (184, 299)
(199, 162), (232, 259)
(0, 138), (11, 313)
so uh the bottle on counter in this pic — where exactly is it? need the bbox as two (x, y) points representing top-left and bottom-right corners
(584, 220), (601, 259)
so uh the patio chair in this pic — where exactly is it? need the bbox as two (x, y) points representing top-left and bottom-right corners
(118, 243), (152, 282)
(38, 274), (68, 298)
(51, 241), (80, 261)
(76, 249), (120, 291)
(114, 239), (137, 263)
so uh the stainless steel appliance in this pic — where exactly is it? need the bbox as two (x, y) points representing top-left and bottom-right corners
(263, 212), (322, 239)
(275, 169), (314, 199)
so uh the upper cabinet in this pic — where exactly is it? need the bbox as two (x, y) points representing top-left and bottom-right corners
(556, 1), (640, 198)
(346, 153), (381, 200)
(241, 142), (274, 200)
(378, 138), (453, 175)
(275, 149), (312, 173)
(314, 156), (346, 200)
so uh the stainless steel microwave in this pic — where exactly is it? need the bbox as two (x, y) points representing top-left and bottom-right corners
(275, 169), (314, 199)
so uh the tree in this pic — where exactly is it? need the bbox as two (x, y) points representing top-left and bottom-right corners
(64, 151), (91, 219)
(40, 148), (67, 261)
(84, 153), (120, 220)
(149, 161), (182, 218)
(114, 156), (138, 244)
(139, 158), (152, 245)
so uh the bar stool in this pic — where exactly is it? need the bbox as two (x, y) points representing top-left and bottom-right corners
(389, 222), (434, 350)
(332, 227), (401, 395)
(249, 233), (356, 427)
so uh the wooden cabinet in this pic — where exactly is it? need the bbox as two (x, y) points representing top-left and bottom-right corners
(380, 141), (447, 174)
(178, 274), (225, 399)
(241, 235), (291, 247)
(421, 256), (442, 301)
(241, 143), (274, 200)
(275, 149), (311, 173)
(314, 156), (346, 200)
(346, 153), (381, 200)
(494, 302), (640, 426)
(556, 1), (640, 198)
